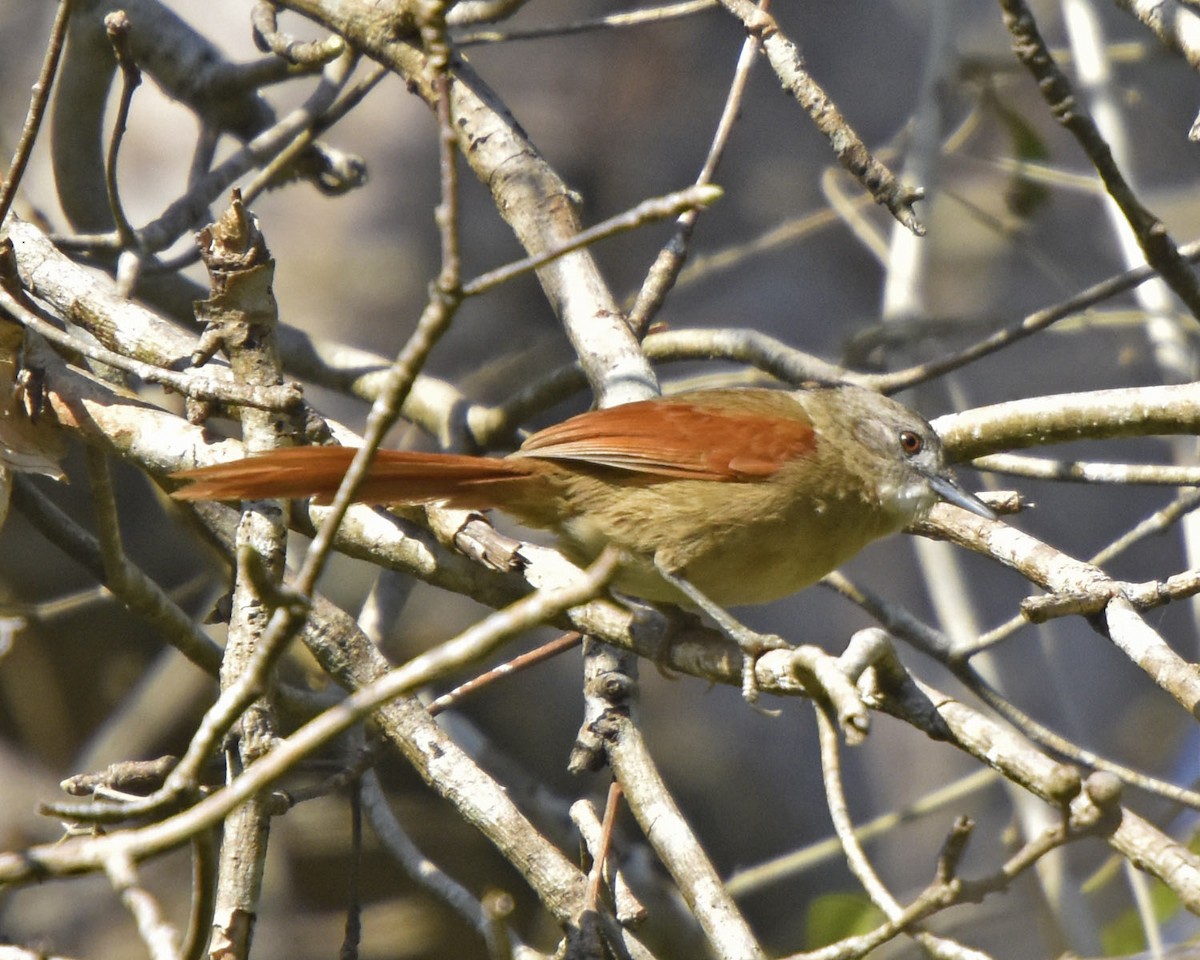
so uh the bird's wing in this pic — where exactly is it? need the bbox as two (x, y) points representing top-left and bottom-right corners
(514, 396), (816, 480)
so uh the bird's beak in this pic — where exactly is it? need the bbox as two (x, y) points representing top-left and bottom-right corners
(927, 473), (996, 520)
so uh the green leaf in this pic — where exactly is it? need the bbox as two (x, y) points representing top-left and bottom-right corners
(805, 892), (886, 949)
(990, 95), (1052, 218)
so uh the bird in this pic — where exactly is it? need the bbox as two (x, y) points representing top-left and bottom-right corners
(172, 384), (993, 694)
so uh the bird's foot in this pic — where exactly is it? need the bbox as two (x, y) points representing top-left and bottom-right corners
(727, 626), (790, 708)
(614, 591), (679, 679)
(651, 563), (794, 706)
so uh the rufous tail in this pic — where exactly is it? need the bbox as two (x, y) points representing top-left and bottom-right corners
(170, 446), (546, 509)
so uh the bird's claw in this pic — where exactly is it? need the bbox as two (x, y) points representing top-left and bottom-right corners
(735, 631), (789, 710)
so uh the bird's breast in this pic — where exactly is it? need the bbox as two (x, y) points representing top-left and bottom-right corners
(544, 464), (908, 607)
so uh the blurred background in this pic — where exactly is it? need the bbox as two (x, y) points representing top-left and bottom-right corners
(2, 0), (1200, 956)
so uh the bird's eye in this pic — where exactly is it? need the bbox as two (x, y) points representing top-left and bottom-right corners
(899, 430), (924, 455)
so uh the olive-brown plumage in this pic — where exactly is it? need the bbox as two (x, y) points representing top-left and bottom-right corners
(172, 385), (991, 606)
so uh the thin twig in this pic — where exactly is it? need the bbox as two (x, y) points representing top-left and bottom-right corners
(10, 475), (224, 675)
(197, 194), (294, 960)
(974, 453), (1200, 485)
(606, 712), (767, 960)
(0, 284), (302, 412)
(584, 780), (623, 911)
(238, 60), (380, 206)
(874, 674), (1200, 915)
(280, 0), (658, 407)
(954, 488), (1200, 650)
(251, 0), (346, 64)
(181, 829), (217, 960)
(917, 502), (1200, 716)
(627, 2), (763, 336)
(876, 237), (1200, 392)
(455, 0), (717, 44)
(461, 184), (722, 298)
(1111, 0), (1200, 120)
(999, 0), (1200, 317)
(135, 50), (357, 255)
(84, 446), (133, 607)
(0, 550), (621, 884)
(1091, 491), (1200, 566)
(282, 28), (464, 609)
(106, 854), (182, 960)
(359, 769), (530, 951)
(725, 768), (999, 899)
(814, 704), (977, 958)
(426, 631), (583, 715)
(823, 574), (1200, 811)
(102, 13), (141, 247)
(0, 0), (70, 223)
(717, 0), (924, 233)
